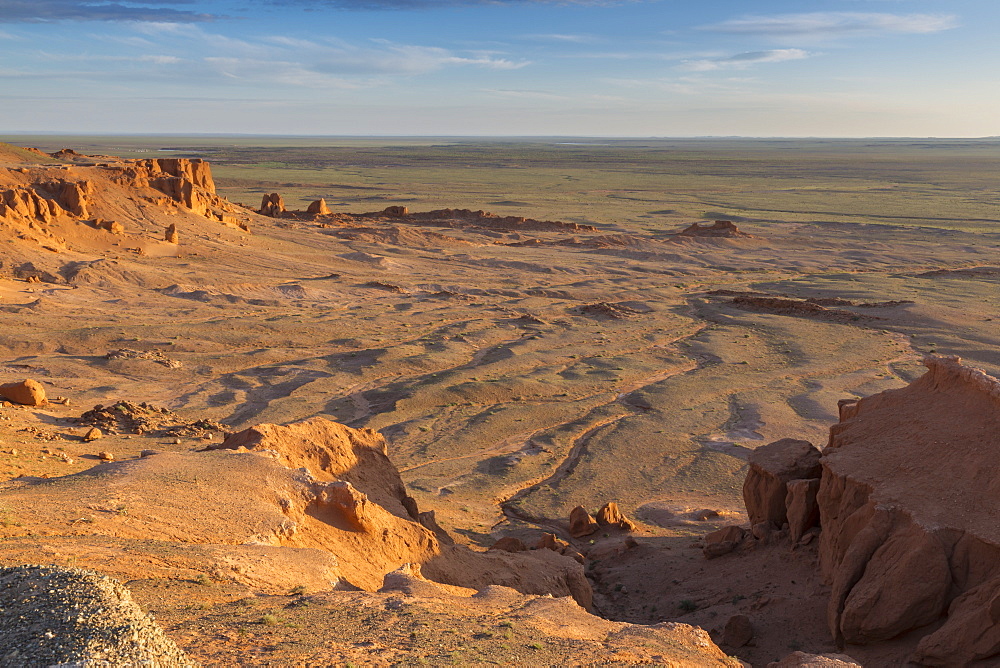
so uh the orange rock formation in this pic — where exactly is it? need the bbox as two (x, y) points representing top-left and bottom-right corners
(0, 379), (46, 406)
(742, 356), (1000, 664)
(0, 417), (591, 609)
(0, 152), (244, 253)
(677, 220), (752, 238)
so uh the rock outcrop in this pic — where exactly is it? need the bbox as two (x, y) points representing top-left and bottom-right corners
(0, 379), (47, 406)
(817, 356), (1000, 663)
(260, 193), (286, 217)
(743, 438), (821, 528)
(569, 505), (600, 537)
(0, 417), (591, 611)
(595, 501), (639, 532)
(105, 158), (226, 219)
(0, 155), (244, 251)
(745, 357), (1000, 665)
(307, 199), (331, 215)
(677, 220), (752, 238)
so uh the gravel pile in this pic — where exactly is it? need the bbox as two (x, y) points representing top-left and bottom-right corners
(0, 565), (194, 667)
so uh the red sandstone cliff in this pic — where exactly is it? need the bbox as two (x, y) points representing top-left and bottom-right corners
(743, 356), (1000, 665)
(0, 152), (245, 251)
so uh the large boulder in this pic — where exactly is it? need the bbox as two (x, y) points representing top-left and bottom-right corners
(259, 192), (285, 217)
(307, 198), (331, 215)
(595, 501), (638, 532)
(568, 505), (599, 537)
(0, 379), (46, 406)
(743, 438), (821, 526)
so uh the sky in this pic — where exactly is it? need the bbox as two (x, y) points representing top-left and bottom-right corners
(0, 0), (996, 137)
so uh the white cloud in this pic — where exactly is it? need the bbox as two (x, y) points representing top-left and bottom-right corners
(703, 12), (958, 38)
(123, 24), (530, 81)
(138, 54), (183, 65)
(679, 49), (811, 72)
(521, 33), (596, 43)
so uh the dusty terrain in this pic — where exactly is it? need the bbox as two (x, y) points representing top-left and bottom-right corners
(0, 138), (998, 665)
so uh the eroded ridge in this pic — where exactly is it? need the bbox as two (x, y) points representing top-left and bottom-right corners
(738, 356), (1000, 664)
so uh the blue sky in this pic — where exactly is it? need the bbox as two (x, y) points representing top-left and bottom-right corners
(0, 0), (994, 136)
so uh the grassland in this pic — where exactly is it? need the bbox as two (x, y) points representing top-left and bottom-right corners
(9, 135), (1000, 233)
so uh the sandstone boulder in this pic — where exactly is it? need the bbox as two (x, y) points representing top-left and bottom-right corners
(569, 505), (599, 537)
(260, 193), (285, 217)
(704, 525), (746, 559)
(165, 223), (179, 244)
(743, 438), (821, 526)
(535, 532), (571, 552)
(595, 502), (638, 532)
(307, 199), (331, 215)
(722, 613), (753, 647)
(0, 379), (47, 406)
(383, 205), (408, 217)
(490, 537), (528, 552)
(96, 219), (124, 235)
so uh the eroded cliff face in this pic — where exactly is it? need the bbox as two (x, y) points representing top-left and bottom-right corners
(0, 153), (243, 249)
(819, 356), (1000, 664)
(745, 356), (1000, 665)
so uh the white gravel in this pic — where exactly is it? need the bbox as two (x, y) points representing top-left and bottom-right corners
(0, 565), (195, 667)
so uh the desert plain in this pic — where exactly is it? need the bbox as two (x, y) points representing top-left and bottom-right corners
(0, 136), (998, 666)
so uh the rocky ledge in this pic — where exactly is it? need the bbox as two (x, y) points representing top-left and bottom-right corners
(742, 356), (1000, 665)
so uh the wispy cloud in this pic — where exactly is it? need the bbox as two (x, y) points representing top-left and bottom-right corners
(703, 12), (958, 38)
(0, 0), (219, 23)
(521, 33), (597, 43)
(678, 48), (811, 72)
(11, 24), (529, 90)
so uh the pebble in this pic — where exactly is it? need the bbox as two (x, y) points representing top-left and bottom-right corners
(0, 565), (194, 666)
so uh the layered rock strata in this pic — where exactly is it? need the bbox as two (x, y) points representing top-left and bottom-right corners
(0, 155), (242, 249)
